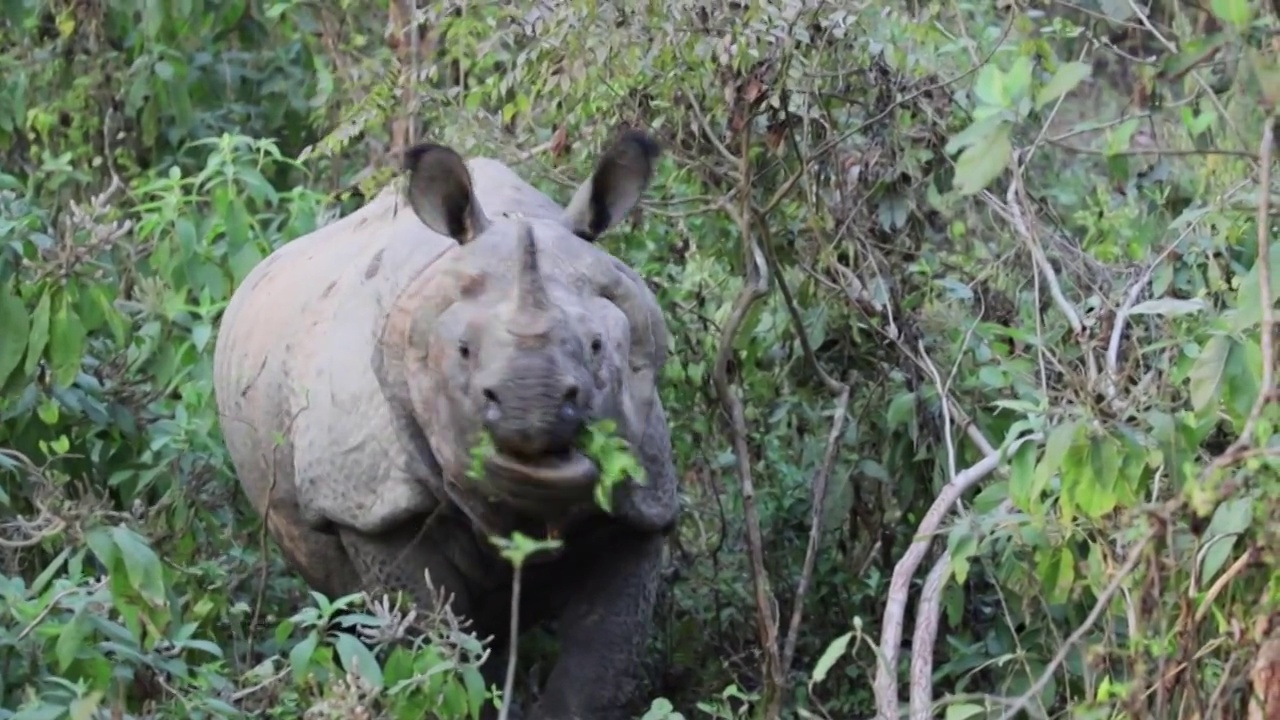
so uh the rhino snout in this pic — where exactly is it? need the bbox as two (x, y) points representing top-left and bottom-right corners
(481, 379), (588, 457)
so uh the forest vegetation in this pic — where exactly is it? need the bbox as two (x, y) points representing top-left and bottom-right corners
(1, 0), (1279, 718)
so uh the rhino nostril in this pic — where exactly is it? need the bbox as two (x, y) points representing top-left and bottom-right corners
(483, 388), (500, 405)
(562, 384), (580, 404)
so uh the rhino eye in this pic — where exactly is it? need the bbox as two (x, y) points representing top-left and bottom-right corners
(458, 341), (471, 360)
(590, 336), (603, 355)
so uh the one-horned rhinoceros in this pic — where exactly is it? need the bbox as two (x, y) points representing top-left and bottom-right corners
(212, 130), (679, 719)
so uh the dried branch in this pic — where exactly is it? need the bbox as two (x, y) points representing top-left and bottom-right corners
(872, 431), (1040, 718)
(909, 551), (951, 720)
(781, 385), (851, 677)
(711, 125), (783, 715)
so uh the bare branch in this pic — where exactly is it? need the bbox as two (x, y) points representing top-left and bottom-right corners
(873, 432), (1040, 718)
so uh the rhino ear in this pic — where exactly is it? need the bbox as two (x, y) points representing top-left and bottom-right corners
(564, 130), (661, 242)
(403, 143), (490, 244)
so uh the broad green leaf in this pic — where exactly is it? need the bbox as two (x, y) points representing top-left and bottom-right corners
(886, 392), (916, 428)
(464, 666), (489, 718)
(945, 704), (985, 720)
(334, 631), (384, 689)
(108, 525), (166, 606)
(810, 630), (853, 686)
(973, 63), (1007, 107)
(1210, 0), (1253, 29)
(1199, 496), (1254, 583)
(1199, 534), (1237, 585)
(1126, 297), (1208, 317)
(1231, 241), (1280, 331)
(24, 288), (51, 376)
(1223, 336), (1261, 423)
(947, 523), (978, 585)
(1188, 333), (1231, 413)
(944, 113), (1006, 155)
(289, 631), (320, 683)
(49, 292), (86, 389)
(1035, 61), (1092, 109)
(55, 605), (91, 671)
(67, 690), (104, 720)
(1035, 419), (1078, 493)
(1008, 437), (1039, 511)
(1081, 434), (1121, 519)
(1042, 547), (1076, 604)
(953, 122), (1011, 196)
(228, 242), (264, 285)
(1059, 427), (1095, 522)
(0, 283), (29, 386)
(84, 526), (118, 568)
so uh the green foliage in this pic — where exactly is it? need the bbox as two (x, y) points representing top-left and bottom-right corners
(3, 0), (1280, 718)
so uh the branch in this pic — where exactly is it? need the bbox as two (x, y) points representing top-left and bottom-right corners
(781, 385), (851, 677)
(1199, 115), (1276, 482)
(993, 533), (1155, 720)
(711, 123), (784, 716)
(872, 432), (1040, 719)
(909, 549), (952, 720)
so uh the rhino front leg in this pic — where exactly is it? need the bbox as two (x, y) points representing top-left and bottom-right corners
(334, 514), (483, 629)
(530, 531), (665, 720)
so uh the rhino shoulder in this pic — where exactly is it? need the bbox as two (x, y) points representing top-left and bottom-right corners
(219, 184), (456, 535)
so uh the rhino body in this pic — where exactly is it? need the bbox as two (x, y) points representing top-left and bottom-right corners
(212, 132), (678, 719)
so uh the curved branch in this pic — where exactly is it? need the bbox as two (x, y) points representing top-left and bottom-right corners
(872, 432), (1041, 718)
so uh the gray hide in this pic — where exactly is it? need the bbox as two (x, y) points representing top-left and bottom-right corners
(212, 130), (678, 720)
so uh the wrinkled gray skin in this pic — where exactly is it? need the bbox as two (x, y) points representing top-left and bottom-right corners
(212, 131), (678, 720)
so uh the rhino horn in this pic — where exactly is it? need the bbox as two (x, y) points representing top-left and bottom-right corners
(508, 221), (553, 337)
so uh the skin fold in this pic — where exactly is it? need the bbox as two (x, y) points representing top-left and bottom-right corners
(212, 130), (679, 719)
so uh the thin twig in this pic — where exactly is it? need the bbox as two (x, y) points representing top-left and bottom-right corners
(499, 565), (522, 720)
(780, 385), (851, 676)
(994, 534), (1155, 720)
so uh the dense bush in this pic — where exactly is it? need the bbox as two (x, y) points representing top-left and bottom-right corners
(2, 0), (1278, 718)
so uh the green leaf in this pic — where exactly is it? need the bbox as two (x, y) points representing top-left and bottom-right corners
(1210, 0), (1253, 29)
(972, 63), (1007, 107)
(1188, 333), (1232, 414)
(108, 525), (166, 606)
(1007, 436), (1039, 510)
(953, 122), (1012, 196)
(84, 527), (118, 568)
(946, 523), (978, 584)
(290, 631), (320, 683)
(1231, 241), (1280, 331)
(1199, 496), (1254, 583)
(1035, 419), (1078, 495)
(886, 392), (916, 428)
(1126, 297), (1208, 317)
(334, 632), (384, 689)
(49, 292), (87, 389)
(1081, 434), (1121, 519)
(56, 605), (92, 671)
(1035, 61), (1092, 109)
(0, 283), (30, 386)
(464, 666), (489, 718)
(945, 704), (986, 720)
(809, 630), (853, 687)
(24, 288), (51, 376)
(228, 242), (264, 286)
(67, 690), (104, 720)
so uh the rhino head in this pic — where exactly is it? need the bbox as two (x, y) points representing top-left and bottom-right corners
(387, 131), (666, 522)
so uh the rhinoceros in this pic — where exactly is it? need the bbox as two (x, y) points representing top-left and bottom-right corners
(211, 130), (679, 719)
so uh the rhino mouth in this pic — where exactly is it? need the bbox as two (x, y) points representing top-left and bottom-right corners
(482, 448), (600, 503)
